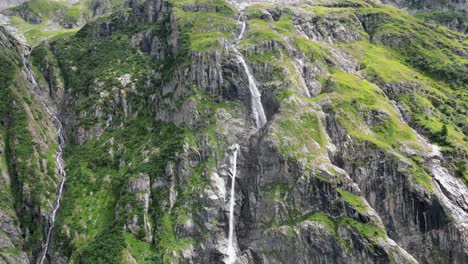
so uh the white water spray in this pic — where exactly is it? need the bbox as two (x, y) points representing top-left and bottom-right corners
(234, 20), (267, 128)
(237, 20), (246, 41)
(223, 14), (267, 264)
(235, 53), (267, 128)
(20, 52), (67, 264)
(38, 116), (66, 264)
(226, 144), (240, 264)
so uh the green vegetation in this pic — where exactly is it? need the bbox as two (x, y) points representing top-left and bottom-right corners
(310, 71), (435, 190)
(343, 39), (466, 181)
(54, 118), (185, 262)
(284, 212), (387, 242)
(158, 213), (194, 252)
(264, 182), (289, 202)
(360, 7), (467, 87)
(317, 72), (419, 151)
(171, 6), (236, 51)
(48, 6), (229, 260)
(6, 0), (91, 45)
(123, 232), (155, 264)
(233, 3), (456, 191)
(0, 54), (19, 89)
(30, 43), (63, 94)
(409, 165), (433, 191)
(9, 15), (81, 46)
(55, 32), (151, 90)
(167, 0), (233, 10)
(81, 223), (126, 264)
(10, 0), (62, 18)
(415, 11), (467, 25)
(293, 36), (331, 63)
(336, 188), (367, 213)
(0, 30), (60, 255)
(51, 18), (157, 130)
(1, 0), (465, 261)
(242, 18), (281, 44)
(274, 107), (328, 165)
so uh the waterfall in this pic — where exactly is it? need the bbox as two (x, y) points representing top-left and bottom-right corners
(21, 52), (67, 264)
(223, 15), (266, 263)
(38, 115), (66, 264)
(234, 21), (267, 129)
(235, 53), (267, 128)
(226, 144), (240, 264)
(237, 20), (246, 41)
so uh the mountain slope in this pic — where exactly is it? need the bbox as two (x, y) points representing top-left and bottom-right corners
(0, 0), (144, 45)
(381, 0), (467, 33)
(0, 0), (466, 263)
(0, 25), (63, 263)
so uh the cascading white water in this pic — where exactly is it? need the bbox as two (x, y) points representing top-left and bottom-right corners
(223, 15), (267, 264)
(38, 116), (66, 264)
(234, 20), (267, 129)
(237, 20), (246, 41)
(226, 144), (240, 264)
(235, 54), (267, 128)
(21, 53), (67, 264)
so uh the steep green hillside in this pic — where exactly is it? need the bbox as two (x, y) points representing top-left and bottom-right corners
(381, 0), (467, 33)
(0, 26), (62, 262)
(1, 0), (87, 45)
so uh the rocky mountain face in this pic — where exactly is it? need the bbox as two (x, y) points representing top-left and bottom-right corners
(0, 25), (63, 263)
(0, 0), (467, 263)
(0, 0), (145, 46)
(0, 0), (29, 11)
(380, 0), (467, 33)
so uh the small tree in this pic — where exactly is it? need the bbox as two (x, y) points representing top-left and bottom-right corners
(436, 124), (451, 146)
(441, 124), (448, 137)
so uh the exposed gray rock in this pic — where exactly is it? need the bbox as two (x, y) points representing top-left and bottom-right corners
(123, 173), (153, 242)
(1, 1), (466, 263)
(0, 0), (28, 11)
(322, 97), (468, 263)
(293, 10), (368, 44)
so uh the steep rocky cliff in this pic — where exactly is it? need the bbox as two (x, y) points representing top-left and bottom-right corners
(0, 0), (466, 263)
(0, 25), (64, 263)
(0, 0), (28, 11)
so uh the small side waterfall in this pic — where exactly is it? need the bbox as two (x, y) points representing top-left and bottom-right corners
(38, 116), (66, 264)
(21, 52), (66, 264)
(226, 144), (240, 264)
(234, 20), (267, 129)
(237, 20), (246, 41)
(235, 53), (267, 128)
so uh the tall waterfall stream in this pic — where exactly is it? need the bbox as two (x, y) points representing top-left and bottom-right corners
(226, 144), (240, 264)
(225, 14), (268, 264)
(22, 52), (67, 264)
